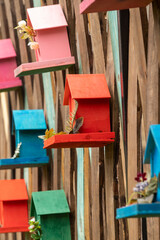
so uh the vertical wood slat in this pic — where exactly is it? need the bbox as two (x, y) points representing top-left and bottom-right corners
(127, 11), (138, 240)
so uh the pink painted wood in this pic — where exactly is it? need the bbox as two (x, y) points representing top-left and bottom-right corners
(80, 0), (153, 13)
(0, 39), (22, 91)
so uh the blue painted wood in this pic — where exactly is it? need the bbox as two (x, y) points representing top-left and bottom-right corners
(77, 148), (85, 240)
(116, 203), (160, 219)
(0, 156), (49, 169)
(13, 110), (47, 130)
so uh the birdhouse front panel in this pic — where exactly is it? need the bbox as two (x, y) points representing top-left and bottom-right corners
(80, 0), (153, 14)
(40, 214), (71, 240)
(0, 179), (29, 233)
(0, 39), (22, 91)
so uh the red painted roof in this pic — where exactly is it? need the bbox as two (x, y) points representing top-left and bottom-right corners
(0, 179), (28, 201)
(27, 4), (67, 31)
(63, 74), (111, 105)
(0, 39), (16, 60)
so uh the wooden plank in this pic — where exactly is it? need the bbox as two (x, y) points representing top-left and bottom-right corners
(127, 11), (138, 240)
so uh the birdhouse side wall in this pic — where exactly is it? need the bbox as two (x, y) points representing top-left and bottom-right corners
(0, 58), (19, 83)
(3, 201), (28, 228)
(70, 98), (111, 133)
(0, 202), (4, 227)
(40, 213), (71, 240)
(35, 27), (71, 61)
(151, 147), (160, 202)
(18, 130), (47, 157)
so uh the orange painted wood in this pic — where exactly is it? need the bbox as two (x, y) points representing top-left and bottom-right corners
(43, 132), (115, 149)
(14, 57), (75, 77)
(15, 5), (75, 76)
(80, 0), (153, 13)
(63, 74), (112, 133)
(0, 39), (22, 91)
(0, 179), (29, 233)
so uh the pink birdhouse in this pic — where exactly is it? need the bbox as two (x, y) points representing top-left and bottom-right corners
(80, 0), (153, 13)
(14, 4), (75, 77)
(44, 74), (115, 149)
(0, 39), (22, 92)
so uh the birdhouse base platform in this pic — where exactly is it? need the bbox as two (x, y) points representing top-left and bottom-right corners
(0, 156), (49, 169)
(43, 132), (115, 149)
(116, 203), (160, 219)
(80, 0), (152, 13)
(0, 80), (22, 92)
(0, 225), (29, 233)
(14, 57), (75, 77)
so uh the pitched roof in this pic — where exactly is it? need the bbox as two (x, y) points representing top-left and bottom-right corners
(63, 74), (111, 105)
(144, 125), (160, 164)
(13, 110), (46, 130)
(0, 39), (16, 60)
(0, 179), (28, 201)
(30, 190), (70, 216)
(27, 4), (67, 31)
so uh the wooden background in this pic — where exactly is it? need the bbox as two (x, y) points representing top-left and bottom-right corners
(0, 0), (160, 239)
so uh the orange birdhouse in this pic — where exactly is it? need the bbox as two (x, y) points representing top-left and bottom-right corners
(0, 39), (22, 92)
(80, 0), (153, 13)
(44, 74), (115, 149)
(14, 4), (75, 77)
(0, 179), (29, 233)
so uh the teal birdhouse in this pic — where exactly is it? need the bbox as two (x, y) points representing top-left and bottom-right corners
(30, 190), (71, 240)
(116, 124), (160, 219)
(0, 110), (49, 168)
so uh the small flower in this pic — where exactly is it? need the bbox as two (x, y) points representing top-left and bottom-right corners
(30, 217), (35, 222)
(18, 20), (26, 28)
(28, 41), (39, 50)
(135, 172), (147, 182)
(29, 225), (35, 230)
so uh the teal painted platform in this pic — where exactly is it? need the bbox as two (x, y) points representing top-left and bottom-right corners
(116, 203), (160, 219)
(0, 156), (49, 169)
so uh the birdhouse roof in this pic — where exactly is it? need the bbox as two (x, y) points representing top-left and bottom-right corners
(0, 39), (16, 60)
(63, 74), (111, 105)
(0, 179), (28, 201)
(27, 4), (68, 31)
(30, 190), (70, 216)
(144, 125), (160, 164)
(13, 110), (46, 131)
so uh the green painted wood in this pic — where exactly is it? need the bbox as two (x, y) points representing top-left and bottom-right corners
(77, 148), (85, 240)
(31, 190), (70, 216)
(16, 64), (74, 77)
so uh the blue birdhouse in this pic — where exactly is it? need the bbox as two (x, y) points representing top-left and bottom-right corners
(116, 124), (160, 219)
(0, 110), (49, 168)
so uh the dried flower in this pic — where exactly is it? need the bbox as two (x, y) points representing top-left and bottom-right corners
(18, 20), (27, 28)
(30, 217), (35, 223)
(135, 172), (147, 182)
(28, 42), (39, 50)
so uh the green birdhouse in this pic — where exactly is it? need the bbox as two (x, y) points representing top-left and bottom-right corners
(30, 190), (71, 240)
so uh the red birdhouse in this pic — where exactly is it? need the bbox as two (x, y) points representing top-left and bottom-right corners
(0, 39), (22, 92)
(14, 4), (75, 77)
(0, 179), (29, 233)
(44, 74), (115, 149)
(80, 0), (153, 13)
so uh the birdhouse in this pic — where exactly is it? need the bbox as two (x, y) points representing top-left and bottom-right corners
(0, 179), (29, 233)
(14, 4), (75, 77)
(116, 125), (160, 219)
(30, 190), (71, 240)
(44, 74), (115, 149)
(0, 110), (49, 169)
(80, 0), (153, 13)
(0, 39), (22, 91)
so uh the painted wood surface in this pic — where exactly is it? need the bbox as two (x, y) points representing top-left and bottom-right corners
(80, 0), (153, 13)
(14, 57), (75, 77)
(30, 190), (71, 240)
(0, 179), (28, 233)
(43, 132), (115, 149)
